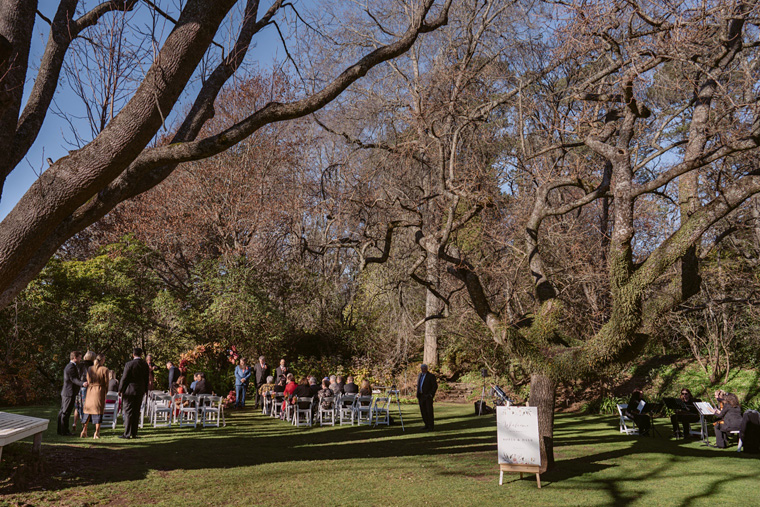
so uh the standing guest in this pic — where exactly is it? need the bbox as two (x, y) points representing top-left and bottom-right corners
(416, 364), (438, 432)
(671, 388), (701, 438)
(624, 388), (651, 436)
(73, 351), (95, 434)
(358, 379), (373, 397)
(713, 393), (743, 448)
(119, 347), (149, 439)
(166, 361), (181, 393)
(120, 348), (149, 438)
(234, 358), (252, 408)
(107, 370), (119, 393)
(192, 372), (214, 395)
(253, 356), (268, 409)
(275, 359), (288, 384)
(308, 376), (320, 397)
(57, 351), (87, 436)
(81, 354), (109, 439)
(145, 354), (159, 392)
(343, 376), (359, 394)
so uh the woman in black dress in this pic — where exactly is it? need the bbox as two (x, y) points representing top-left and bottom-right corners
(713, 393), (742, 448)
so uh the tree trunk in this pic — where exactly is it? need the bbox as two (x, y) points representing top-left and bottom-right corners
(423, 254), (440, 367)
(528, 372), (556, 473)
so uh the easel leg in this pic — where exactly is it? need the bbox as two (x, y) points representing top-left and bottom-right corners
(536, 474), (541, 489)
(499, 470), (503, 485)
(519, 472), (524, 479)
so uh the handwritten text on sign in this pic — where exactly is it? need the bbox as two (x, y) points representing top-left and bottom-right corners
(497, 406), (541, 466)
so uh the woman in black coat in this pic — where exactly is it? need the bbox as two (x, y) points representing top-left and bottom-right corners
(625, 388), (651, 436)
(713, 393), (742, 448)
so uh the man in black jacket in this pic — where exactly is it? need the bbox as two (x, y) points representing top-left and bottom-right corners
(192, 372), (214, 395)
(166, 361), (181, 393)
(343, 376), (359, 394)
(253, 356), (268, 409)
(275, 359), (288, 384)
(119, 347), (149, 439)
(57, 351), (87, 435)
(416, 364), (438, 431)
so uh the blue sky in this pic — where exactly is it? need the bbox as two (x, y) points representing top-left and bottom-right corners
(0, 0), (290, 220)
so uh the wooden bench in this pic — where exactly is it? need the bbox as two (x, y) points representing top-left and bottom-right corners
(0, 411), (49, 461)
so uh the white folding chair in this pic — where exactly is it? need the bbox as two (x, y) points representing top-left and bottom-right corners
(319, 396), (336, 426)
(617, 404), (638, 435)
(271, 393), (284, 418)
(354, 396), (373, 426)
(293, 397), (313, 427)
(201, 396), (226, 427)
(178, 395), (199, 427)
(339, 394), (356, 425)
(152, 395), (173, 428)
(101, 391), (120, 430)
(373, 396), (390, 426)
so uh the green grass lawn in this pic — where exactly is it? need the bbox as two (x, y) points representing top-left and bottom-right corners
(0, 403), (758, 506)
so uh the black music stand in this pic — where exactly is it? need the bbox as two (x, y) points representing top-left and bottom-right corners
(643, 402), (664, 438)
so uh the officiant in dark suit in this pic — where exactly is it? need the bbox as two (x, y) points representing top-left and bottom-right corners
(119, 347), (149, 439)
(417, 364), (438, 431)
(58, 350), (88, 435)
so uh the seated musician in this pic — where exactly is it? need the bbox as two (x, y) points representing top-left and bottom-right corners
(670, 388), (701, 438)
(712, 393), (742, 448)
(625, 388), (651, 436)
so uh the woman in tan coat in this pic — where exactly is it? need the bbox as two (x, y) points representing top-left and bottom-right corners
(81, 354), (109, 439)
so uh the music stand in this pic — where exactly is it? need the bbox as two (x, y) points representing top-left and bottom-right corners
(643, 402), (663, 438)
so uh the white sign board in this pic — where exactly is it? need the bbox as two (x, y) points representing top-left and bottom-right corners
(497, 406), (541, 467)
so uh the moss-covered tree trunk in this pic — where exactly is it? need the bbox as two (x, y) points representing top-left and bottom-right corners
(528, 372), (556, 473)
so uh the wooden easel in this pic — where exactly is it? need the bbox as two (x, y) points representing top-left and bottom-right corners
(499, 463), (541, 489)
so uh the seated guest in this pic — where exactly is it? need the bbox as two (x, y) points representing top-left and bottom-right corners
(343, 376), (359, 394)
(713, 393), (742, 448)
(292, 377), (311, 402)
(318, 379), (334, 408)
(336, 375), (346, 394)
(107, 370), (119, 393)
(273, 376), (287, 394)
(329, 375), (341, 396)
(359, 379), (373, 397)
(624, 388), (651, 436)
(192, 372), (214, 395)
(308, 376), (320, 397)
(175, 375), (188, 394)
(259, 376), (276, 397)
(190, 372), (201, 392)
(281, 373), (297, 416)
(671, 388), (701, 438)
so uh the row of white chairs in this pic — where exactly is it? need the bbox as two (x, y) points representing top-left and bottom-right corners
(263, 393), (390, 428)
(145, 391), (226, 428)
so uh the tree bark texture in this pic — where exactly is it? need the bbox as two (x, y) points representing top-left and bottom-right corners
(528, 372), (556, 473)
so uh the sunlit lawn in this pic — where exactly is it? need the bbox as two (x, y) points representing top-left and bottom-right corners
(0, 403), (758, 506)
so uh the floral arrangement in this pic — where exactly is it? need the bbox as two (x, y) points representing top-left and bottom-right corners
(224, 390), (236, 409)
(178, 342), (226, 373)
(226, 345), (239, 365)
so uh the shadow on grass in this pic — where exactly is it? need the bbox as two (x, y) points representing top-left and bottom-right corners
(0, 404), (499, 494)
(1, 404), (758, 505)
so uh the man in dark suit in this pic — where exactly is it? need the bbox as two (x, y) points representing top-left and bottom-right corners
(166, 361), (180, 393)
(58, 351), (87, 435)
(192, 372), (214, 395)
(416, 364), (438, 431)
(343, 376), (359, 394)
(253, 356), (268, 409)
(119, 347), (149, 439)
(275, 359), (288, 384)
